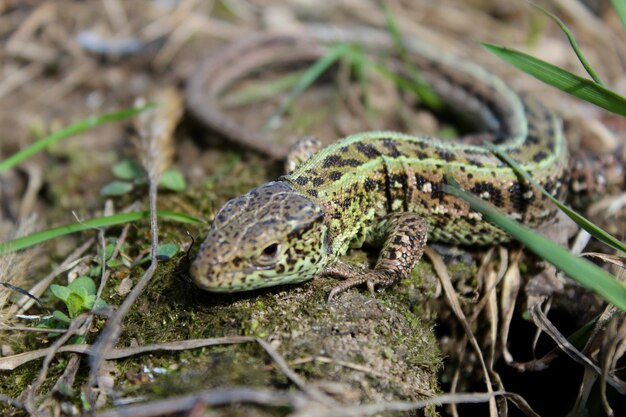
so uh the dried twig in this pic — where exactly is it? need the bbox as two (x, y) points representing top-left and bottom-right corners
(87, 88), (183, 403)
(95, 388), (309, 417)
(256, 338), (337, 406)
(424, 247), (498, 417)
(1, 336), (255, 371)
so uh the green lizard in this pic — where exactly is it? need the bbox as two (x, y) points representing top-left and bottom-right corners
(188, 27), (569, 299)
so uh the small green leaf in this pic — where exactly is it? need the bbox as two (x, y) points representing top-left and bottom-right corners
(101, 181), (134, 196)
(74, 286), (90, 302)
(112, 159), (144, 181)
(134, 242), (180, 265)
(159, 169), (187, 191)
(93, 298), (109, 311)
(52, 310), (71, 324)
(66, 293), (87, 318)
(50, 284), (71, 302)
(106, 258), (123, 268)
(157, 242), (179, 260)
(69, 276), (97, 296)
(84, 294), (96, 309)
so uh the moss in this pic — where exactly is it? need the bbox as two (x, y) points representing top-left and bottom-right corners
(2, 142), (445, 417)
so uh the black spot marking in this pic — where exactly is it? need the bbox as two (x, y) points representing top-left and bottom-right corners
(364, 178), (377, 192)
(306, 189), (318, 197)
(312, 177), (325, 187)
(323, 155), (342, 168)
(533, 151), (548, 162)
(472, 182), (504, 207)
(414, 174), (428, 188)
(329, 171), (342, 181)
(382, 139), (402, 157)
(356, 142), (379, 158)
(508, 182), (523, 212)
(526, 134), (540, 145)
(437, 148), (456, 162)
(295, 176), (309, 186)
(430, 181), (446, 201)
(344, 158), (362, 167)
(467, 158), (484, 168)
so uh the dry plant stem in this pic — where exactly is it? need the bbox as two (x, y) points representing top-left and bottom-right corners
(582, 304), (620, 355)
(528, 303), (626, 393)
(448, 247), (506, 417)
(255, 338), (337, 407)
(87, 87), (182, 399)
(94, 388), (309, 417)
(0, 325), (68, 333)
(18, 163), (43, 220)
(0, 393), (27, 412)
(23, 314), (90, 415)
(290, 356), (387, 379)
(600, 317), (626, 415)
(291, 391), (540, 417)
(0, 336), (255, 371)
(500, 249), (523, 365)
(87, 261), (158, 401)
(423, 247), (498, 417)
(11, 237), (94, 315)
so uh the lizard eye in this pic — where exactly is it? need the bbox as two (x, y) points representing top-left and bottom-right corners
(256, 243), (281, 266)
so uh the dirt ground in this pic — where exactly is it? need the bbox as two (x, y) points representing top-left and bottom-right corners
(1, 1), (626, 416)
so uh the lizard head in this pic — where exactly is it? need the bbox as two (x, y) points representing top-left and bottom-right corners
(190, 181), (328, 292)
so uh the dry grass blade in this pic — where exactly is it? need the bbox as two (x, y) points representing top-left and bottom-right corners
(8, 238), (94, 315)
(22, 314), (90, 413)
(423, 248), (498, 417)
(581, 252), (626, 269)
(94, 388), (309, 417)
(88, 87), (183, 403)
(1, 336), (255, 371)
(291, 391), (540, 417)
(528, 303), (626, 393)
(0, 217), (38, 326)
(134, 87), (183, 183)
(500, 250), (523, 365)
(601, 316), (626, 415)
(256, 338), (337, 407)
(0, 393), (27, 413)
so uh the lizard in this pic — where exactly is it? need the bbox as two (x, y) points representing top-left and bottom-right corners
(187, 25), (571, 299)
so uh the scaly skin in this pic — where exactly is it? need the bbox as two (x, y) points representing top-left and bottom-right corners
(189, 28), (568, 297)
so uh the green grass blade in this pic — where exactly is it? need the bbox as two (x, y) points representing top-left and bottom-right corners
(0, 104), (154, 174)
(262, 43), (352, 132)
(611, 0), (626, 32)
(0, 210), (203, 255)
(383, 3), (442, 109)
(485, 142), (626, 254)
(445, 180), (626, 311)
(532, 4), (605, 85)
(221, 71), (304, 108)
(482, 43), (626, 117)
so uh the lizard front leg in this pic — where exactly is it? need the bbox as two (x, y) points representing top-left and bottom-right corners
(324, 213), (428, 300)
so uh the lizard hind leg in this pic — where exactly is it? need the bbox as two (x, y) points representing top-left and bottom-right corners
(324, 213), (428, 301)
